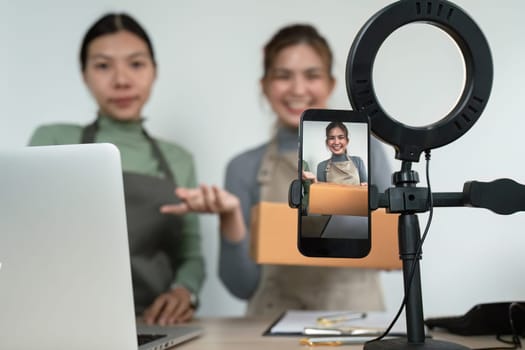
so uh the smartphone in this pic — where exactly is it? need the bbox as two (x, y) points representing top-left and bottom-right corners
(298, 109), (371, 258)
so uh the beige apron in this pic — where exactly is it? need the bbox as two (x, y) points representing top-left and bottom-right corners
(326, 155), (360, 185)
(246, 138), (384, 318)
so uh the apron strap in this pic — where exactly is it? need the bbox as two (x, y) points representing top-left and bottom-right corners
(81, 119), (175, 183)
(80, 121), (97, 144)
(141, 128), (175, 183)
(256, 140), (277, 185)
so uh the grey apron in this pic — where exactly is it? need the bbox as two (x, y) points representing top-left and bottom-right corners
(82, 120), (183, 314)
(326, 155), (360, 185)
(246, 138), (384, 317)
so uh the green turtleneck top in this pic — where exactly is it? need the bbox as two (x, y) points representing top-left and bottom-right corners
(28, 116), (205, 297)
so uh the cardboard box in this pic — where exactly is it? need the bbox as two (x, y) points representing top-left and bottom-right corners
(250, 202), (401, 270)
(309, 182), (368, 216)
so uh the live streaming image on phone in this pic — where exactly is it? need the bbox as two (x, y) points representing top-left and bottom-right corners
(298, 109), (371, 258)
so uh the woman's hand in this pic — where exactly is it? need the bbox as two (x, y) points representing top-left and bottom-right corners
(161, 185), (239, 215)
(143, 286), (194, 325)
(161, 185), (246, 242)
(302, 170), (317, 182)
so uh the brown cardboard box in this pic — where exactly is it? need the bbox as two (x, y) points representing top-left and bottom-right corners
(250, 202), (400, 270)
(309, 182), (368, 216)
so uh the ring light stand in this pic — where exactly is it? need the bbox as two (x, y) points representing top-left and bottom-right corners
(346, 0), (515, 349)
(285, 0), (525, 347)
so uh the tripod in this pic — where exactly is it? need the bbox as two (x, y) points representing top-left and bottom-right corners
(366, 160), (525, 349)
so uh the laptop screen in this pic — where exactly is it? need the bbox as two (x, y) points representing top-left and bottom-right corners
(0, 144), (138, 349)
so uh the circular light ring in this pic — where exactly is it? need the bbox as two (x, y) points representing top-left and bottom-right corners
(346, 0), (493, 162)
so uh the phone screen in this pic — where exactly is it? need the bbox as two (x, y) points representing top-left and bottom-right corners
(298, 109), (371, 258)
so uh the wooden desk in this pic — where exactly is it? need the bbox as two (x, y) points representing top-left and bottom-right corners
(179, 317), (503, 349)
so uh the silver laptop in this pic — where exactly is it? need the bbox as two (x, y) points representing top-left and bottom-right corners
(0, 143), (202, 350)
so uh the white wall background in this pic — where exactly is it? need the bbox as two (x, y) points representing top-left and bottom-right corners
(3, 0), (524, 318)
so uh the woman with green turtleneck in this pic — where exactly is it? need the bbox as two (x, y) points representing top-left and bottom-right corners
(29, 13), (204, 326)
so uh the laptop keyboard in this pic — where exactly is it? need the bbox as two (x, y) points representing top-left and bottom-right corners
(138, 333), (166, 345)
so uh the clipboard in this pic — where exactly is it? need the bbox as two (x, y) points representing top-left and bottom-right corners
(262, 310), (408, 337)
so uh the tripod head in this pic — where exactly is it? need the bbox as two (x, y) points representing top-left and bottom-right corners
(371, 177), (525, 215)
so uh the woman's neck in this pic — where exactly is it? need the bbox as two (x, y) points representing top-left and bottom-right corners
(331, 153), (347, 162)
(98, 112), (143, 123)
(98, 114), (144, 133)
(275, 125), (298, 152)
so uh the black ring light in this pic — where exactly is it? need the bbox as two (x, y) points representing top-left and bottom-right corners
(346, 0), (493, 162)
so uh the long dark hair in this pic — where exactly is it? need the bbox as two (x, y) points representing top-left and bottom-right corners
(79, 13), (156, 71)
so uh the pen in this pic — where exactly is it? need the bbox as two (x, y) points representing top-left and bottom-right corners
(316, 312), (367, 326)
(304, 326), (406, 337)
(299, 335), (402, 346)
